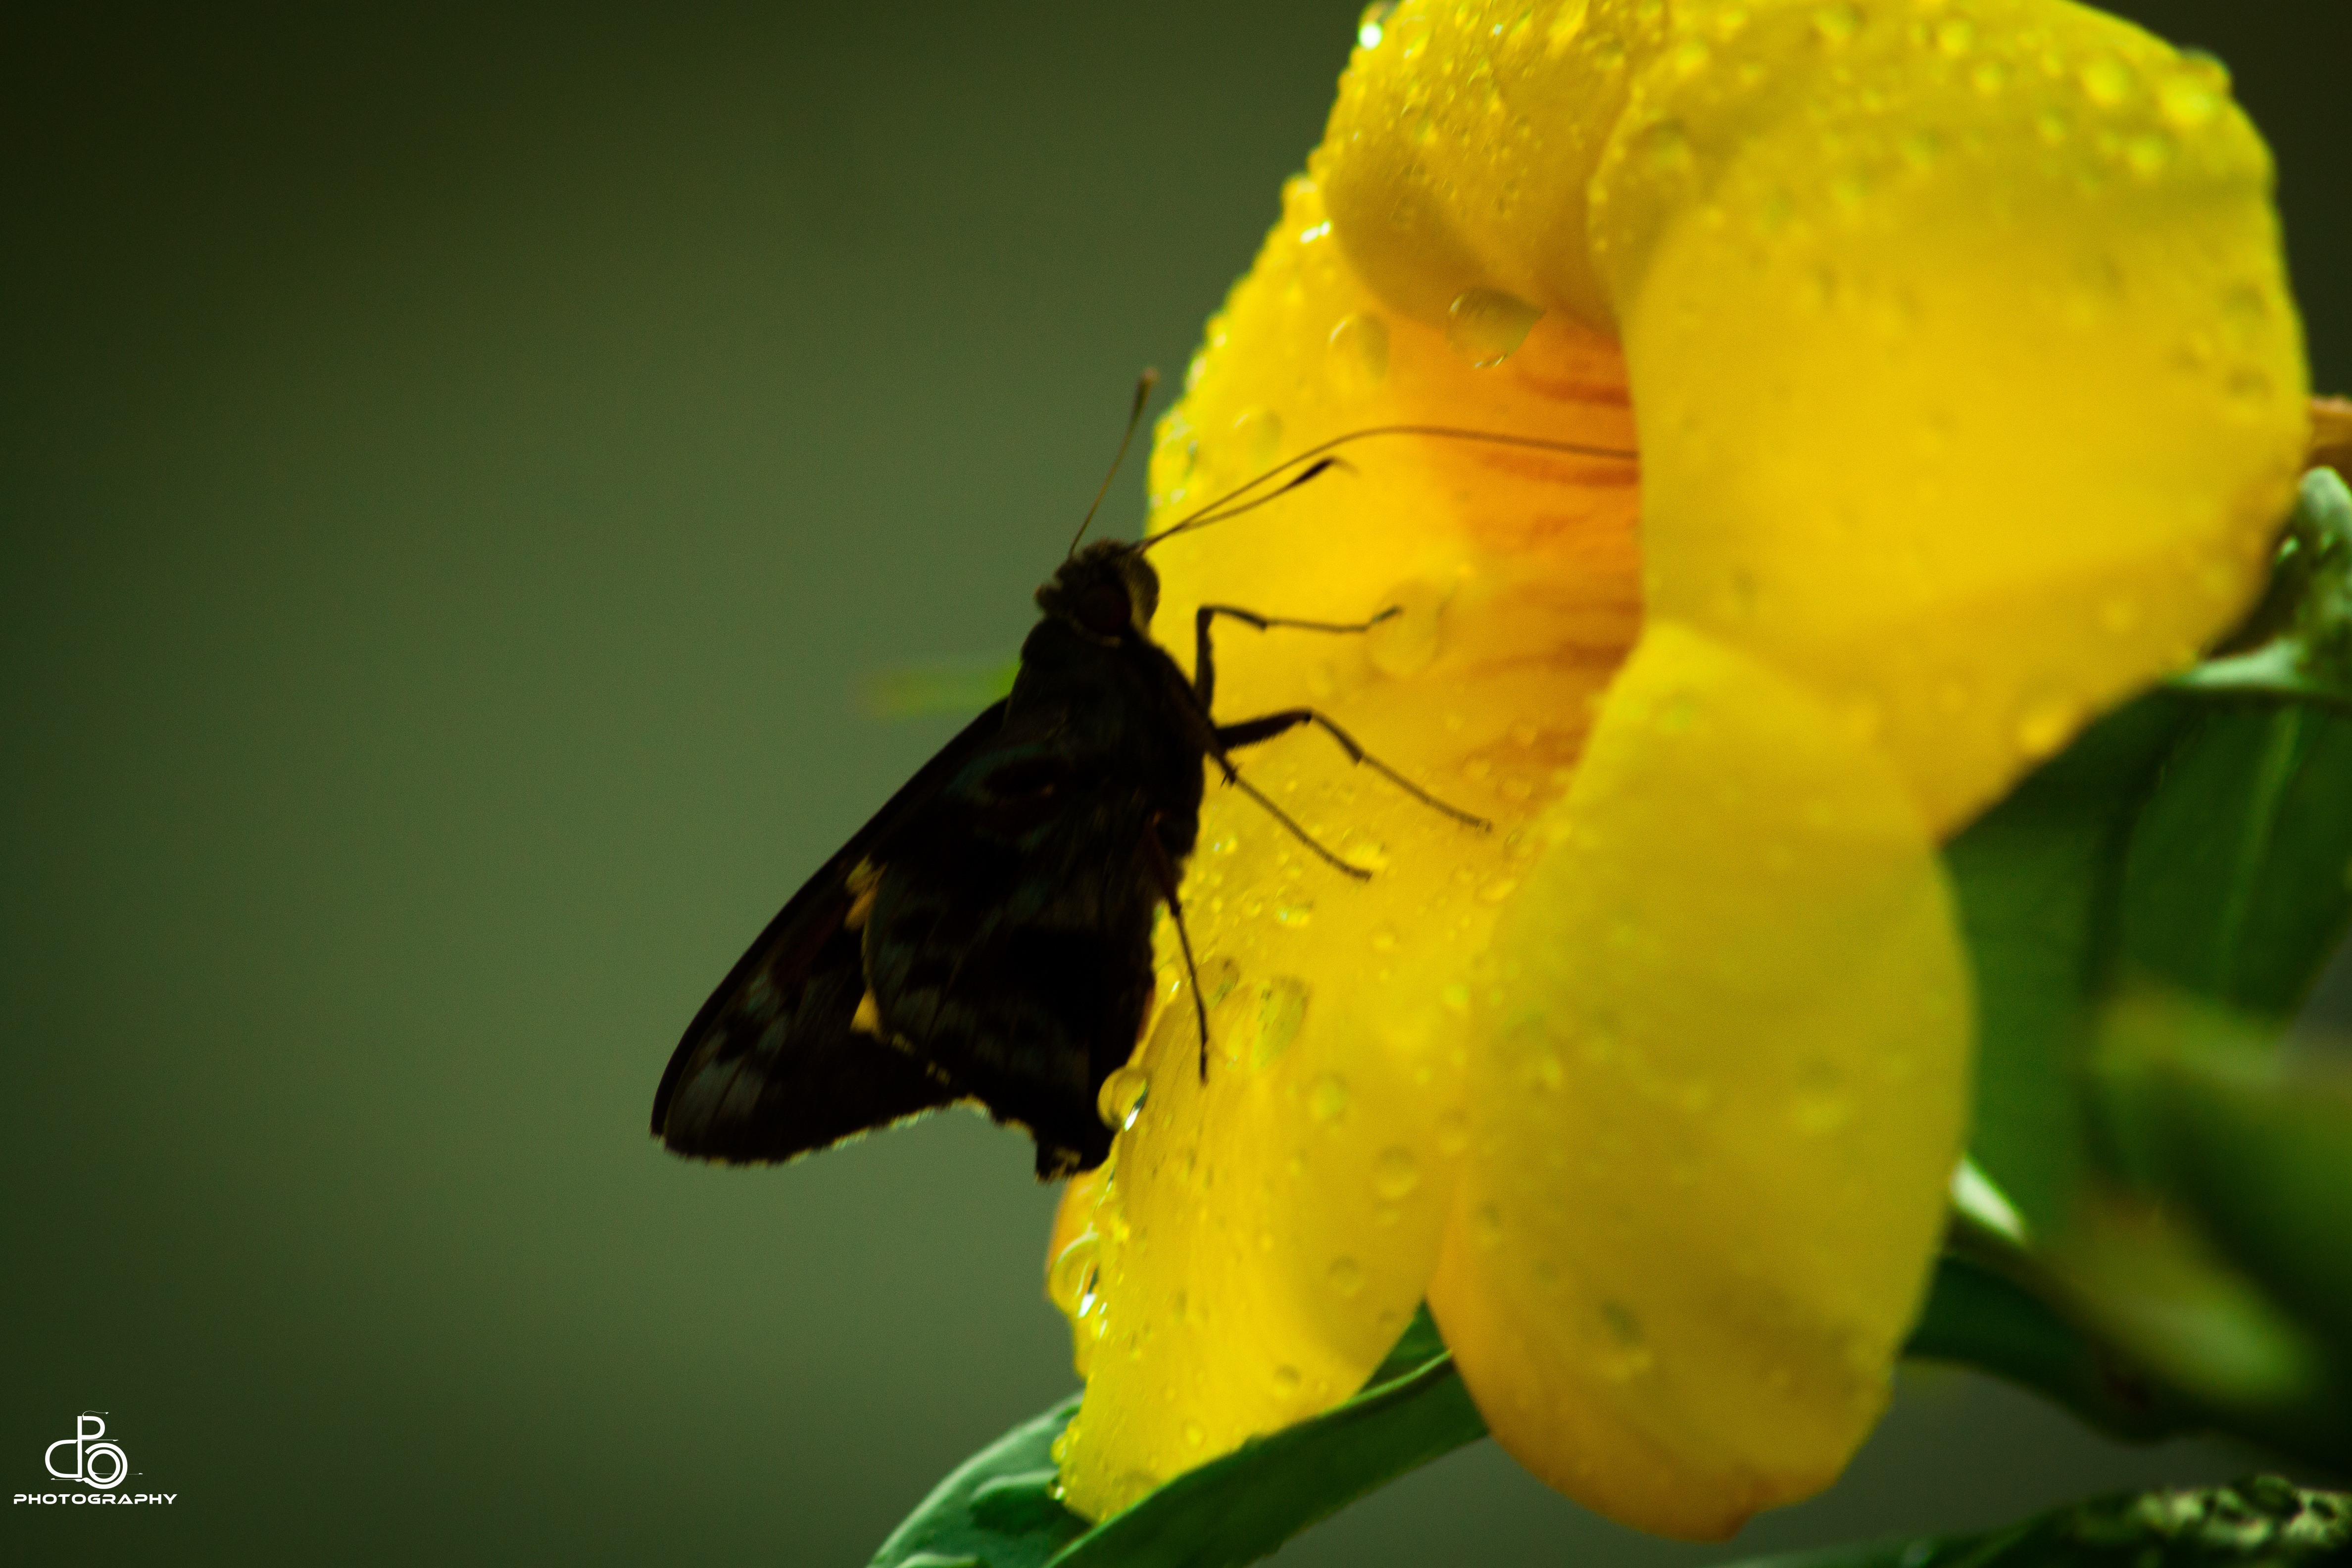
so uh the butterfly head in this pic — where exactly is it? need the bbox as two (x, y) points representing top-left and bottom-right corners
(1037, 540), (1159, 642)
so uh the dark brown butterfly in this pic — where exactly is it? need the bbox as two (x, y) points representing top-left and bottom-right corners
(650, 381), (1629, 1177)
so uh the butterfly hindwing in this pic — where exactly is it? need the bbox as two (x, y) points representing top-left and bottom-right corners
(650, 702), (1012, 1164)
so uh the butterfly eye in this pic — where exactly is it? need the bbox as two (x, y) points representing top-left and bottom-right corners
(1077, 581), (1131, 637)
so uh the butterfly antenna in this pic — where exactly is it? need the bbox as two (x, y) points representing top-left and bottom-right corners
(1069, 368), (1161, 559)
(1140, 424), (1638, 553)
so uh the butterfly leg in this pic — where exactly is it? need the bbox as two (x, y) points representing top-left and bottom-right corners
(1192, 602), (1399, 711)
(1215, 708), (1492, 830)
(1141, 822), (1213, 1079)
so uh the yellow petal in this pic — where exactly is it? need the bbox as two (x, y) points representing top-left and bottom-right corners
(1051, 175), (1644, 1519)
(1428, 622), (1971, 1539)
(1323, 0), (2306, 828)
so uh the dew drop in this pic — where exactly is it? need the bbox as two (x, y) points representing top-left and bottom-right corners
(1255, 976), (1310, 1070)
(1182, 1421), (1205, 1448)
(1327, 312), (1391, 393)
(2123, 131), (2171, 178)
(1933, 16), (1972, 55)
(1373, 1145), (1421, 1199)
(1370, 926), (1398, 953)
(1357, 0), (1393, 50)
(1972, 59), (2009, 95)
(1545, 0), (1589, 52)
(1097, 1066), (1151, 1130)
(1310, 1073), (1350, 1126)
(2014, 696), (2078, 759)
(1050, 1230), (1102, 1315)
(1471, 1202), (1504, 1248)
(1231, 407), (1283, 470)
(1444, 287), (1544, 368)
(1530, 1051), (1565, 1091)
(2157, 73), (2219, 128)
(2079, 54), (2132, 109)
(1327, 1256), (1367, 1298)
(1812, 2), (1861, 45)
(1272, 1364), (1303, 1396)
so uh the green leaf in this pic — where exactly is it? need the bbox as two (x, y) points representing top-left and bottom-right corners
(867, 1311), (1477, 1568)
(869, 1395), (1089, 1568)
(1902, 1252), (2196, 1444)
(2115, 700), (2352, 1021)
(1727, 1477), (2349, 1568)
(1942, 694), (2189, 1232)
(2092, 999), (2352, 1359)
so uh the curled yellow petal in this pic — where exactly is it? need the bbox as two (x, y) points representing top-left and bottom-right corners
(1429, 622), (1970, 1538)
(1323, 0), (2306, 828)
(1051, 175), (1643, 1518)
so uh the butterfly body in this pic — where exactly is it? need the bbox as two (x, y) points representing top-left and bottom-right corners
(653, 541), (1210, 1177)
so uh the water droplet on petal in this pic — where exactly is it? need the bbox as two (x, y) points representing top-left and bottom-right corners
(2157, 72), (2220, 128)
(1357, 1), (1393, 50)
(1272, 1364), (1302, 1396)
(1327, 311), (1391, 393)
(2123, 131), (2171, 177)
(1050, 1230), (1101, 1315)
(1445, 287), (1543, 368)
(1367, 578), (1447, 678)
(1097, 1066), (1151, 1130)
(1254, 977), (1309, 1070)
(1471, 1202), (1504, 1248)
(1373, 1145), (1421, 1198)
(1811, 2), (1860, 45)
(1310, 1073), (1350, 1125)
(1182, 1420), (1205, 1448)
(2014, 696), (2078, 759)
(1933, 17), (1972, 55)
(1327, 1256), (1367, 1298)
(1232, 407), (1283, 470)
(2079, 55), (2133, 109)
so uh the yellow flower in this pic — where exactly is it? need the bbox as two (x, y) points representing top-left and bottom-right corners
(1047, 0), (2305, 1540)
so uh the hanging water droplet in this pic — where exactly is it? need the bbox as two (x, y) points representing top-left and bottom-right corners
(2014, 695), (2078, 759)
(1097, 1066), (1151, 1130)
(1444, 287), (1543, 368)
(1050, 1229), (1102, 1315)
(1374, 1145), (1421, 1199)
(1327, 1256), (1367, 1298)
(1811, 2), (1861, 46)
(1357, 0), (1394, 50)
(2079, 54), (2132, 109)
(1327, 312), (1391, 393)
(1309, 1073), (1350, 1125)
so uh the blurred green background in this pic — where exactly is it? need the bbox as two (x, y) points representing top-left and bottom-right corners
(3, 2), (2346, 1563)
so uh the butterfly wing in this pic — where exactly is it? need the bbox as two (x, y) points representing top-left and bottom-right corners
(651, 701), (1010, 1163)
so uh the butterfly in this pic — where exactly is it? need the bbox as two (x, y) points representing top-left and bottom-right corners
(650, 377), (1630, 1178)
